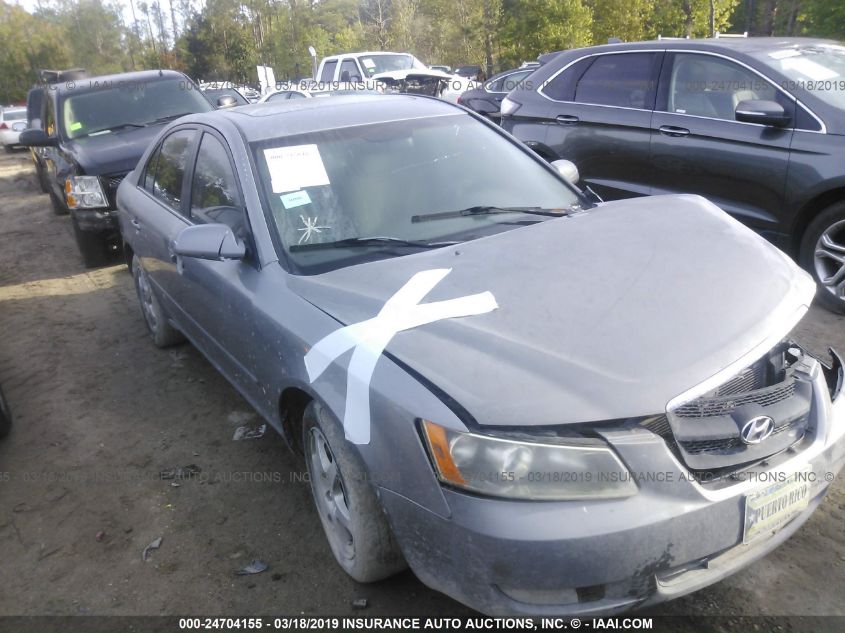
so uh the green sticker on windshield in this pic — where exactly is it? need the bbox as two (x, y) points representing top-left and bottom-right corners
(280, 190), (312, 209)
(70, 122), (83, 131)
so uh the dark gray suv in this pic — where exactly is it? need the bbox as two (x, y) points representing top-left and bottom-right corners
(500, 38), (845, 312)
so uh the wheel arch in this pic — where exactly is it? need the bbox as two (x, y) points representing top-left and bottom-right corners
(791, 187), (845, 254)
(278, 386), (314, 456)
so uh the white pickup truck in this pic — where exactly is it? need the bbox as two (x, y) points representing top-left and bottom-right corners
(312, 51), (477, 103)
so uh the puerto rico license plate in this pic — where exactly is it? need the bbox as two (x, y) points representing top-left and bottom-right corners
(743, 466), (812, 544)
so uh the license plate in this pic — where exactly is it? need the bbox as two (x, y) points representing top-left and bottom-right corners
(743, 466), (812, 544)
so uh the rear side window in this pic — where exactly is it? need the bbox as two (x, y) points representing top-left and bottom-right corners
(142, 146), (161, 193)
(487, 70), (532, 93)
(319, 60), (337, 83)
(190, 133), (245, 235)
(151, 129), (196, 212)
(574, 53), (657, 109)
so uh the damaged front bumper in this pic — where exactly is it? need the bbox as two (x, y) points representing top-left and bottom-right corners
(380, 350), (845, 616)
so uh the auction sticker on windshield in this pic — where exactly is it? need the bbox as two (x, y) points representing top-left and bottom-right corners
(264, 144), (330, 193)
(743, 465), (812, 543)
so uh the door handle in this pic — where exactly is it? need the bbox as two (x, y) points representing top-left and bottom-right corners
(555, 114), (580, 124)
(658, 125), (690, 137)
(130, 217), (142, 230)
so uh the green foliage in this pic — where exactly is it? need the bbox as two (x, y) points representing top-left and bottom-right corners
(1, 0), (842, 104)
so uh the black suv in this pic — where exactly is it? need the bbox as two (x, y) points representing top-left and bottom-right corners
(501, 38), (845, 312)
(23, 70), (213, 266)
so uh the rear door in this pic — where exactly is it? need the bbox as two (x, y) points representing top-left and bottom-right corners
(542, 51), (663, 200)
(130, 127), (198, 316)
(650, 51), (794, 234)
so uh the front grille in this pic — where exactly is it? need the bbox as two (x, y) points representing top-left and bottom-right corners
(103, 172), (127, 207)
(673, 381), (796, 418)
(679, 416), (804, 455)
(648, 341), (817, 476)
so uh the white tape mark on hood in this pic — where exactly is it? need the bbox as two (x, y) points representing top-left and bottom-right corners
(304, 268), (498, 444)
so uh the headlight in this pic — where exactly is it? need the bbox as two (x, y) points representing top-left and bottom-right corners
(421, 420), (637, 501)
(499, 96), (521, 116)
(65, 176), (107, 209)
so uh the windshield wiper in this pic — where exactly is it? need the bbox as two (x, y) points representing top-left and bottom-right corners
(290, 236), (460, 252)
(145, 112), (195, 125)
(412, 205), (574, 223)
(77, 122), (145, 137)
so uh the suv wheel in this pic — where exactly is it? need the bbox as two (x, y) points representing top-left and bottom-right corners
(36, 161), (50, 194)
(132, 255), (184, 348)
(800, 201), (845, 314)
(71, 215), (110, 268)
(303, 401), (406, 582)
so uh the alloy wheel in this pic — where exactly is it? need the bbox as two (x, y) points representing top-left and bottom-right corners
(136, 266), (159, 334)
(814, 219), (845, 301)
(307, 426), (354, 562)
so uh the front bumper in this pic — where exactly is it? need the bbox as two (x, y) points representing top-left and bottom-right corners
(72, 208), (118, 233)
(380, 369), (845, 616)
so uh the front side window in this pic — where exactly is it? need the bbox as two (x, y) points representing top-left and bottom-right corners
(142, 146), (161, 193)
(752, 44), (845, 110)
(190, 134), (244, 235)
(251, 114), (581, 274)
(61, 78), (212, 140)
(666, 53), (777, 120)
(151, 130), (195, 212)
(340, 60), (361, 82)
(574, 53), (657, 109)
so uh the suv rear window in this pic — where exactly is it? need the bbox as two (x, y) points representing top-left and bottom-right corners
(61, 77), (211, 139)
(574, 53), (656, 109)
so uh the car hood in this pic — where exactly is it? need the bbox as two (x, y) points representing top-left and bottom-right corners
(288, 195), (816, 427)
(64, 124), (165, 175)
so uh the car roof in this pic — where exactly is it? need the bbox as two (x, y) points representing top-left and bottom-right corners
(178, 94), (464, 142)
(565, 36), (841, 56)
(323, 51), (411, 60)
(52, 69), (188, 95)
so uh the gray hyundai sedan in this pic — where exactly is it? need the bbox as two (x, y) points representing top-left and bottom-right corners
(117, 95), (845, 616)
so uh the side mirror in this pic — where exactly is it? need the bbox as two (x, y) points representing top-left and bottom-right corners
(551, 159), (580, 185)
(172, 224), (245, 261)
(19, 128), (58, 147)
(735, 99), (791, 127)
(216, 95), (238, 109)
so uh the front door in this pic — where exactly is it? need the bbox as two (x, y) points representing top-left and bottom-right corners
(650, 52), (794, 236)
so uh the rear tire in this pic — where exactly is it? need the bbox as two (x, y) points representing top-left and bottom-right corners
(303, 401), (406, 583)
(71, 215), (110, 268)
(799, 201), (845, 315)
(132, 255), (184, 348)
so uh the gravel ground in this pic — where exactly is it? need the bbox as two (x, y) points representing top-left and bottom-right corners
(0, 149), (843, 630)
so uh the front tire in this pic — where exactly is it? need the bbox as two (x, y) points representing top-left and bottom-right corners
(0, 384), (11, 438)
(50, 190), (69, 215)
(132, 255), (184, 348)
(303, 401), (406, 583)
(800, 201), (845, 314)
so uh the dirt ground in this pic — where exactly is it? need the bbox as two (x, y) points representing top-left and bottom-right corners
(0, 148), (844, 628)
